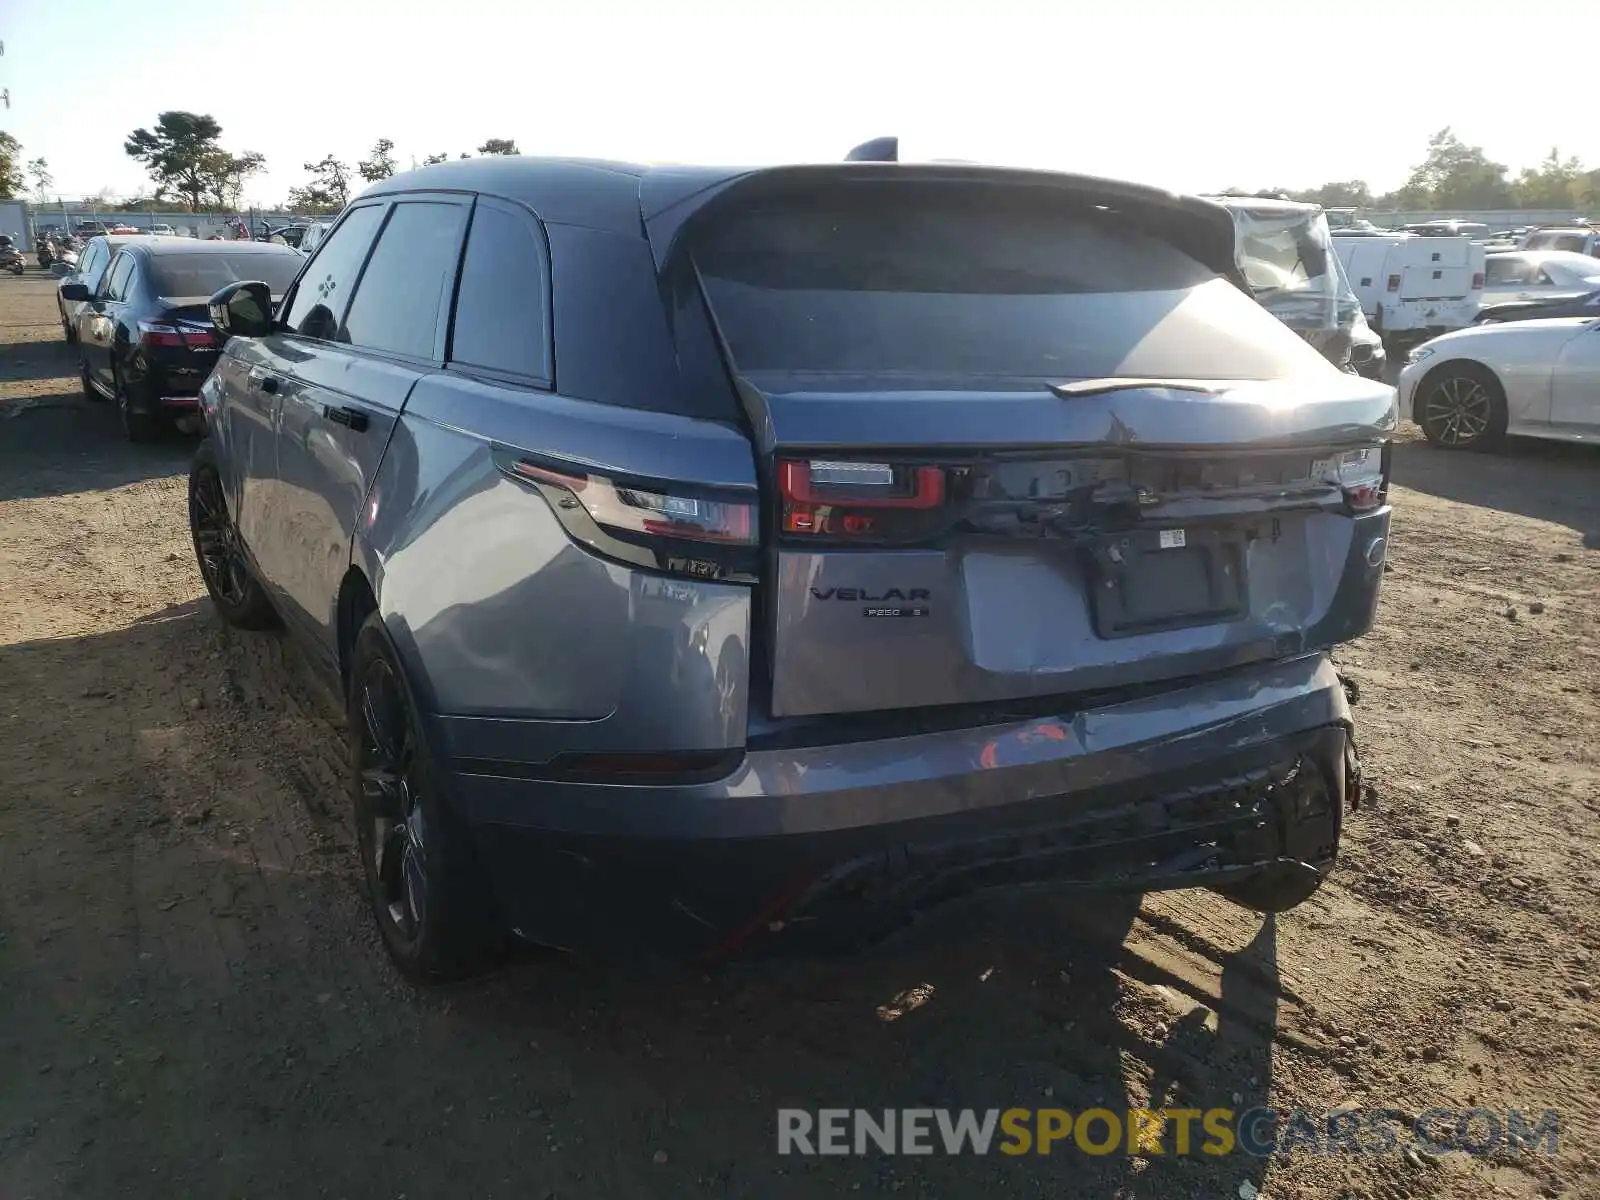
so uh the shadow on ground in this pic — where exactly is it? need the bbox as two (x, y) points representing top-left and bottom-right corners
(1392, 435), (1600, 541)
(0, 599), (1284, 1199)
(0, 386), (194, 500)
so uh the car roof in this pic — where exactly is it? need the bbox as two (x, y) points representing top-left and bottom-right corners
(358, 154), (1231, 237)
(1489, 249), (1600, 269)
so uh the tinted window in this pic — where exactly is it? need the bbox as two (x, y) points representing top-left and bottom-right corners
(79, 242), (108, 288)
(103, 254), (135, 300)
(449, 199), (550, 381)
(341, 202), (468, 359)
(283, 204), (385, 340)
(693, 186), (1236, 378)
(150, 251), (302, 298)
(1485, 258), (1535, 286)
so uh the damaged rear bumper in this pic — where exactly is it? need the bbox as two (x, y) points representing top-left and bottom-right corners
(450, 652), (1356, 958)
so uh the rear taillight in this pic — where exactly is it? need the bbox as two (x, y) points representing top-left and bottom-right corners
(139, 320), (216, 350)
(494, 448), (758, 582)
(1386, 274), (1401, 292)
(1471, 272), (1485, 290)
(1318, 447), (1388, 512)
(778, 458), (948, 537)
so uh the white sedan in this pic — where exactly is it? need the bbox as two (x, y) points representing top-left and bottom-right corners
(1397, 317), (1600, 450)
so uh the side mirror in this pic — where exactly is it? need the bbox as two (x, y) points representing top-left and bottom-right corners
(49, 262), (72, 279)
(208, 280), (275, 342)
(59, 282), (90, 301)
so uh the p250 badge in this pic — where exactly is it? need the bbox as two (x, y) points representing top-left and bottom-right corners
(810, 587), (931, 619)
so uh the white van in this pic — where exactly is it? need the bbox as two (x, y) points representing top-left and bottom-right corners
(1333, 234), (1485, 347)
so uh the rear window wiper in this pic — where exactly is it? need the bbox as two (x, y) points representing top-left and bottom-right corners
(1049, 378), (1233, 399)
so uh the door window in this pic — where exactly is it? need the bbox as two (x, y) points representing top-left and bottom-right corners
(1485, 257), (1536, 287)
(282, 204), (386, 341)
(447, 198), (552, 383)
(340, 201), (468, 360)
(78, 242), (107, 289)
(102, 253), (135, 300)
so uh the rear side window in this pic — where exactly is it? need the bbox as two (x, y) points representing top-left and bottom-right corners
(448, 198), (551, 382)
(284, 204), (385, 340)
(342, 201), (468, 360)
(691, 185), (1223, 378)
(103, 253), (135, 300)
(1486, 258), (1535, 286)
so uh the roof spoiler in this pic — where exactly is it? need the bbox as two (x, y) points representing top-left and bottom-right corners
(844, 137), (898, 163)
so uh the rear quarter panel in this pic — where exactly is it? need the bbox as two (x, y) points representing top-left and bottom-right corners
(356, 373), (758, 756)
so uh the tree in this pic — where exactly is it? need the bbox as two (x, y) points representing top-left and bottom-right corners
(0, 131), (23, 199)
(422, 152), (449, 166)
(358, 138), (396, 182)
(26, 156), (51, 202)
(1514, 148), (1584, 209)
(1293, 179), (1373, 208)
(124, 111), (228, 210)
(301, 154), (351, 207)
(201, 149), (266, 208)
(1395, 127), (1514, 211)
(477, 137), (519, 156)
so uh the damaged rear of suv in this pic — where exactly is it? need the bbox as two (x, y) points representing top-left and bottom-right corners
(194, 155), (1394, 981)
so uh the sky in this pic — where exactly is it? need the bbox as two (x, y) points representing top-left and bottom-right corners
(3, 0), (1595, 208)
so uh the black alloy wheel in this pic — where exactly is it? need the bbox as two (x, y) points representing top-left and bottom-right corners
(188, 443), (278, 629)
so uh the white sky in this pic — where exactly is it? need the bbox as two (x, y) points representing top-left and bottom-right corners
(4, 0), (1594, 206)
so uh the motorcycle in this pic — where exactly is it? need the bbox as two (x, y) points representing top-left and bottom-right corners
(37, 240), (55, 269)
(1, 248), (24, 276)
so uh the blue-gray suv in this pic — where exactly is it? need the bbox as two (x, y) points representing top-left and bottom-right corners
(189, 155), (1395, 982)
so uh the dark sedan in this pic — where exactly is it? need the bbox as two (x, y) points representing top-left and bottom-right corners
(60, 239), (303, 441)
(1477, 287), (1600, 325)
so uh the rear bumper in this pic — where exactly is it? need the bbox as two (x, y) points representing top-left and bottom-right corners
(451, 652), (1356, 956)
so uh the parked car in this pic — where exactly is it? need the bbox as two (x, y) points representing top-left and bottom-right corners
(55, 234), (152, 343)
(59, 239), (303, 441)
(1398, 317), (1600, 449)
(1477, 287), (1600, 325)
(1348, 309), (1386, 380)
(191, 156), (1392, 982)
(148, 223), (176, 236)
(1210, 196), (1365, 370)
(1481, 251), (1600, 310)
(1518, 223), (1600, 257)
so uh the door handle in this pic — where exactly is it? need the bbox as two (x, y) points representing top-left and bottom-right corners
(323, 404), (369, 432)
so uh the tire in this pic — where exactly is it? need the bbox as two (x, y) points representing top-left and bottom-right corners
(349, 613), (501, 983)
(1213, 862), (1330, 913)
(1416, 362), (1508, 452)
(113, 363), (160, 443)
(188, 441), (279, 630)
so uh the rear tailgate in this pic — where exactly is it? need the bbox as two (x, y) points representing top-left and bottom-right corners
(683, 175), (1395, 718)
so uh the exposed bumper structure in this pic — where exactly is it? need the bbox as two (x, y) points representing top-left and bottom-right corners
(449, 652), (1356, 958)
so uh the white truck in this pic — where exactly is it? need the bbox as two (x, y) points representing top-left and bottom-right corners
(1332, 234), (1485, 349)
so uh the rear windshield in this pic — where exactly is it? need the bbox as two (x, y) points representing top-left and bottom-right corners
(692, 188), (1225, 377)
(151, 252), (302, 298)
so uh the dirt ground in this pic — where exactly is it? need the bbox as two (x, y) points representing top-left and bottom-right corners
(1, 270), (1597, 1200)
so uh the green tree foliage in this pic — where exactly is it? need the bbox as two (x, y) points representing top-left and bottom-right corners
(124, 112), (234, 210)
(288, 155), (351, 212)
(1515, 148), (1585, 208)
(422, 152), (449, 166)
(26, 156), (51, 201)
(1399, 127), (1514, 209)
(358, 138), (396, 182)
(0, 131), (23, 199)
(476, 138), (519, 156)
